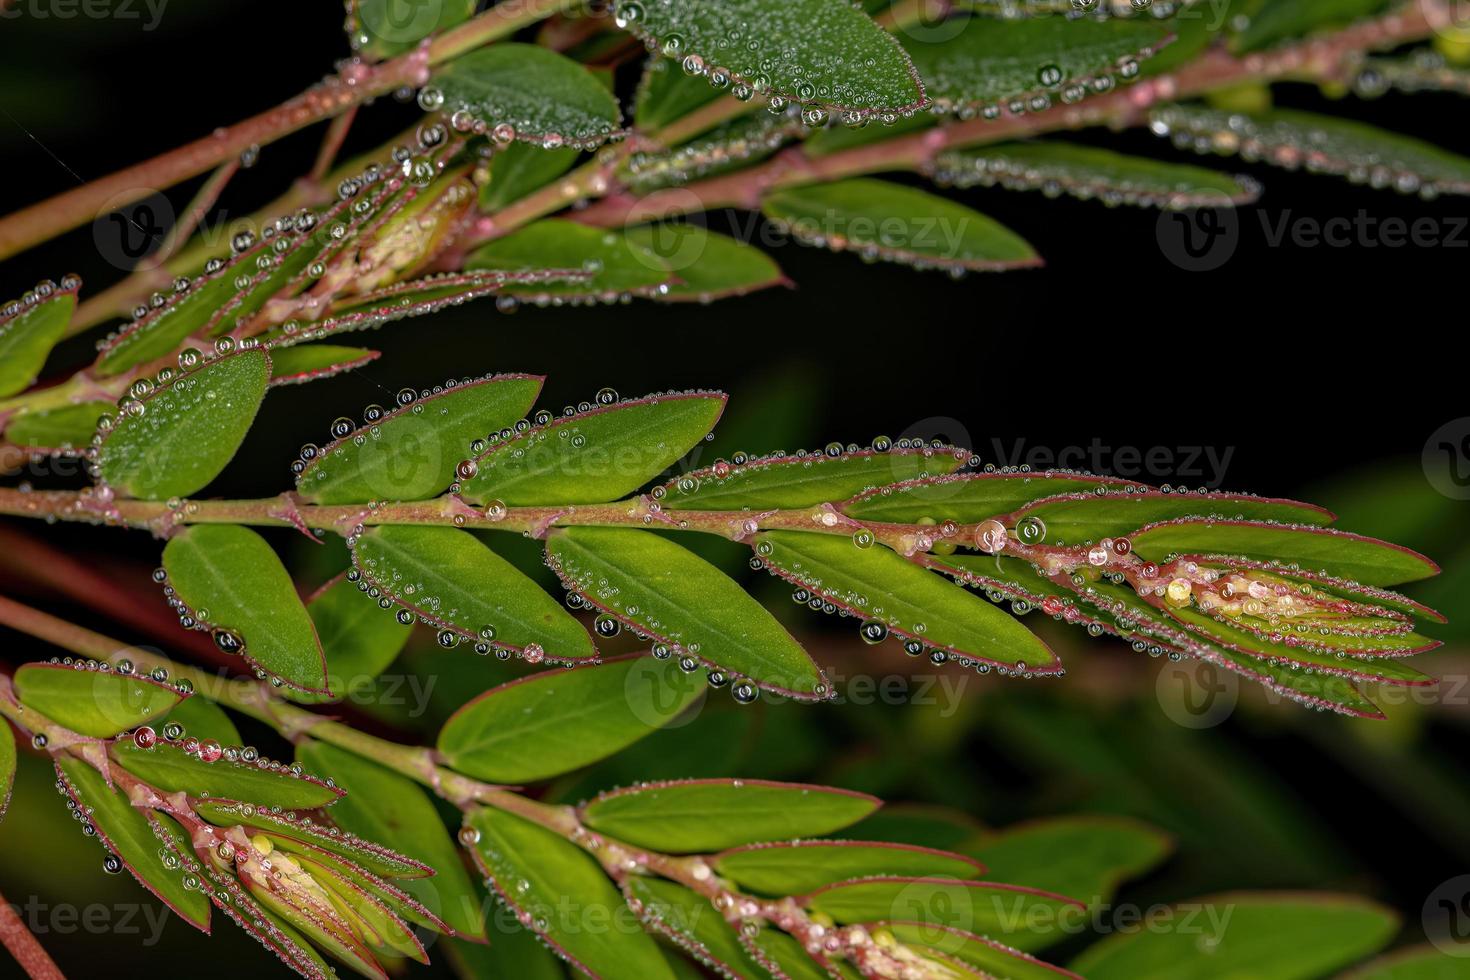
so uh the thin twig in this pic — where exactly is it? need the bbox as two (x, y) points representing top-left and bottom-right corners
(0, 891), (65, 980)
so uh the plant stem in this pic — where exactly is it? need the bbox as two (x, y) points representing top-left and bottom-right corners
(0, 889), (65, 980)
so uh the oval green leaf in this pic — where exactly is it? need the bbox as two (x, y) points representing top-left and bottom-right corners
(438, 653), (705, 783)
(13, 662), (184, 738)
(267, 344), (379, 387)
(660, 446), (965, 511)
(625, 876), (756, 977)
(0, 281), (75, 397)
(546, 526), (827, 699)
(97, 346), (270, 500)
(297, 373), (543, 504)
(579, 778), (880, 852)
(467, 220), (672, 299)
(715, 840), (984, 896)
(1341, 945), (1469, 979)
(351, 0), (476, 59)
(623, 223), (786, 303)
(804, 877), (1082, 945)
(291, 573), (413, 705)
(479, 142), (581, 212)
(843, 471), (1135, 524)
(1010, 490), (1334, 545)
(969, 816), (1172, 913)
(459, 390), (726, 506)
(4, 400), (110, 452)
(111, 739), (343, 809)
(162, 524), (329, 694)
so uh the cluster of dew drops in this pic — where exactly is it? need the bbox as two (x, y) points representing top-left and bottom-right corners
(2, 274), (80, 322)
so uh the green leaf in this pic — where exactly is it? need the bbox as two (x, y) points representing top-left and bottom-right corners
(297, 372), (543, 504)
(0, 720), (14, 823)
(634, 58), (723, 134)
(754, 530), (1060, 672)
(905, 15), (1171, 112)
(546, 526), (827, 699)
(804, 877), (1082, 944)
(294, 741), (486, 939)
(351, 524), (596, 662)
(1070, 893), (1398, 980)
(1010, 490), (1334, 545)
(1342, 945), (1470, 979)
(159, 694), (241, 746)
(1127, 519), (1439, 585)
(438, 654), (705, 783)
(968, 817), (1172, 913)
(0, 281), (75, 397)
(55, 757), (213, 931)
(351, 0), (476, 59)
(715, 840), (984, 895)
(447, 927), (565, 980)
(661, 446), (965, 511)
(162, 524), (329, 694)
(1149, 105), (1470, 196)
(1232, 0), (1388, 52)
(459, 390), (726, 505)
(579, 778), (880, 852)
(97, 346), (269, 500)
(432, 43), (622, 148)
(744, 925), (833, 980)
(843, 471), (1134, 524)
(931, 141), (1261, 209)
(762, 179), (1040, 272)
(467, 220), (672, 299)
(616, 0), (925, 116)
(266, 344), (378, 387)
(881, 922), (1073, 980)
(13, 663), (184, 738)
(478, 142), (580, 212)
(292, 573), (412, 705)
(4, 400), (110, 452)
(625, 876), (756, 976)
(623, 223), (787, 303)
(111, 739), (344, 809)
(463, 805), (676, 979)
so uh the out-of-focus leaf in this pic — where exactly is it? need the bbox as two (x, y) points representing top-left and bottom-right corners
(460, 390), (726, 505)
(0, 280), (75, 397)
(162, 524), (329, 694)
(446, 927), (565, 980)
(743, 924), (832, 980)
(1009, 490), (1334, 545)
(1149, 105), (1470, 196)
(625, 876), (756, 976)
(13, 662), (183, 738)
(616, 0), (925, 116)
(882, 922), (1079, 980)
(1341, 945), (1470, 979)
(634, 57), (723, 134)
(112, 740), (343, 809)
(296, 373), (542, 504)
(624, 223), (786, 303)
(56, 758), (212, 931)
(266, 344), (378, 387)
(0, 720), (14, 822)
(438, 654), (705, 784)
(293, 574), (412, 705)
(467, 219), (673, 299)
(433, 44), (622, 148)
(159, 693), (241, 745)
(579, 778), (880, 852)
(97, 346), (269, 500)
(546, 527), (827, 699)
(804, 877), (1082, 947)
(1128, 519), (1439, 585)
(763, 179), (1040, 272)
(4, 400), (110, 452)
(843, 471), (1135, 524)
(1232, 0), (1388, 52)
(930, 141), (1261, 208)
(754, 530), (1060, 672)
(660, 446), (965, 511)
(351, 525), (596, 663)
(841, 804), (987, 850)
(295, 741), (485, 939)
(715, 840), (984, 895)
(463, 805), (676, 978)
(479, 142), (580, 212)
(351, 0), (476, 59)
(906, 15), (1170, 112)
(1070, 893), (1398, 979)
(968, 817), (1172, 912)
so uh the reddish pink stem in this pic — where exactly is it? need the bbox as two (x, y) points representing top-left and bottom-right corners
(0, 890), (66, 980)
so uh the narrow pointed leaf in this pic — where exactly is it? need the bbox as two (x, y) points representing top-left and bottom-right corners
(624, 876), (756, 977)
(351, 524), (596, 662)
(715, 840), (984, 895)
(55, 757), (213, 931)
(432, 43), (622, 148)
(0, 280), (76, 397)
(297, 373), (543, 504)
(1232, 0), (1388, 52)
(804, 877), (1083, 946)
(267, 344), (379, 387)
(467, 219), (673, 300)
(97, 346), (270, 500)
(111, 739), (343, 809)
(162, 524), (329, 694)
(350, 0), (476, 59)
(463, 805), (677, 979)
(193, 799), (430, 881)
(843, 471), (1136, 524)
(1128, 519), (1439, 585)
(881, 922), (1081, 980)
(13, 662), (184, 738)
(479, 142), (580, 212)
(743, 925), (833, 980)
(295, 741), (484, 939)
(905, 15), (1171, 112)
(0, 720), (15, 822)
(546, 526), (827, 699)
(289, 846), (449, 937)
(4, 401), (110, 452)
(930, 142), (1260, 208)
(763, 179), (1039, 273)
(1009, 490), (1334, 545)
(660, 446), (966, 511)
(1149, 105), (1470, 196)
(459, 390), (727, 505)
(309, 859), (428, 962)
(624, 223), (787, 303)
(438, 654), (705, 783)
(755, 530), (1060, 672)
(291, 573), (412, 705)
(616, 0), (925, 117)
(1070, 893), (1398, 980)
(580, 779), (880, 852)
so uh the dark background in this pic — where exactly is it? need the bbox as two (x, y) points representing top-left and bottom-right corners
(1, 1), (1468, 976)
